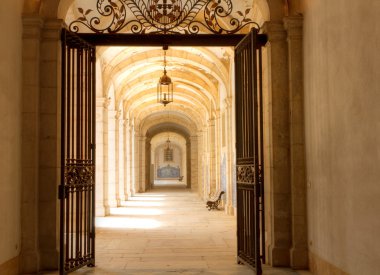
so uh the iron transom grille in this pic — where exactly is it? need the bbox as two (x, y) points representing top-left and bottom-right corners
(68, 0), (260, 34)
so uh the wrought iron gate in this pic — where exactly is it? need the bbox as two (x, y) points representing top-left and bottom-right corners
(235, 28), (265, 274)
(59, 29), (96, 275)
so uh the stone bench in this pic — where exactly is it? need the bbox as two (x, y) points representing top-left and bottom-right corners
(206, 190), (225, 211)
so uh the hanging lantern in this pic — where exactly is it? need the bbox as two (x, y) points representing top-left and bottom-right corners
(157, 45), (173, 106)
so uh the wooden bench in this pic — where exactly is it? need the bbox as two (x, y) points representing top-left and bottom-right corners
(206, 190), (225, 211)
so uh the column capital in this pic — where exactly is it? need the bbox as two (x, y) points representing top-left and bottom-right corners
(22, 15), (44, 39)
(104, 97), (111, 109)
(215, 109), (221, 119)
(41, 19), (64, 41)
(115, 109), (122, 120)
(224, 97), (233, 108)
(261, 21), (287, 42)
(284, 15), (303, 40)
(208, 118), (216, 126)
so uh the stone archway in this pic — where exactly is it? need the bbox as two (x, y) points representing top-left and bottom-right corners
(146, 123), (194, 190)
(21, 0), (308, 273)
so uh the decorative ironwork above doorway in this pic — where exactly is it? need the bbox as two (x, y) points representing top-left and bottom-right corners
(69, 0), (260, 34)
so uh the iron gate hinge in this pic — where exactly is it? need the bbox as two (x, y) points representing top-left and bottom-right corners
(58, 185), (66, 200)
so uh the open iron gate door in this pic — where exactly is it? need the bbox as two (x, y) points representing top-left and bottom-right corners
(235, 28), (265, 274)
(59, 29), (96, 275)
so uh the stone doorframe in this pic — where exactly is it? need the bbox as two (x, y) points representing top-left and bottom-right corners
(21, 2), (307, 272)
(261, 16), (307, 268)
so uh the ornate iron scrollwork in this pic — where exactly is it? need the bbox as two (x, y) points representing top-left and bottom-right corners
(237, 164), (262, 184)
(64, 159), (95, 188)
(69, 0), (260, 34)
(237, 164), (255, 184)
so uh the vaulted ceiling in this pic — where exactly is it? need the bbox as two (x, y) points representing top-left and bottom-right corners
(64, 0), (268, 140)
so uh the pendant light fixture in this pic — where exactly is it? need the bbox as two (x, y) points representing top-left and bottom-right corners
(157, 45), (173, 106)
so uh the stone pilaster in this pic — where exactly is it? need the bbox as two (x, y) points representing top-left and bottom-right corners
(215, 109), (221, 191)
(138, 135), (146, 192)
(118, 117), (126, 202)
(21, 14), (43, 274)
(284, 15), (308, 269)
(145, 137), (152, 190)
(224, 97), (235, 215)
(115, 110), (126, 205)
(38, 18), (63, 270)
(124, 120), (132, 198)
(262, 21), (291, 267)
(130, 125), (136, 195)
(186, 139), (191, 188)
(208, 118), (216, 195)
(106, 107), (118, 210)
(197, 130), (204, 197)
(190, 136), (198, 190)
(95, 98), (106, 216)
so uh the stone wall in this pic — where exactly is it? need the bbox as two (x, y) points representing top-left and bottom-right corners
(303, 0), (380, 273)
(0, 0), (23, 272)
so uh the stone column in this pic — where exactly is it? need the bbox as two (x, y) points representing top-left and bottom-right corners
(123, 119), (131, 200)
(208, 118), (216, 195)
(224, 97), (235, 215)
(115, 110), (126, 205)
(284, 15), (308, 269)
(38, 19), (62, 270)
(104, 104), (118, 214)
(190, 136), (198, 191)
(124, 120), (132, 198)
(130, 125), (136, 195)
(114, 110), (120, 205)
(215, 110), (221, 191)
(185, 139), (191, 188)
(197, 131), (204, 197)
(95, 97), (106, 216)
(202, 125), (210, 199)
(21, 15), (43, 273)
(145, 137), (151, 190)
(262, 21), (292, 267)
(139, 136), (146, 192)
(133, 132), (143, 193)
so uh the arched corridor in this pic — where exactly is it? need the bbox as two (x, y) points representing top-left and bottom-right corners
(1, 0), (380, 274)
(94, 44), (238, 217)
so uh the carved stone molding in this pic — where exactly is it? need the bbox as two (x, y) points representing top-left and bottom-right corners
(23, 15), (44, 39)
(284, 15), (303, 40)
(42, 19), (64, 41)
(262, 21), (287, 42)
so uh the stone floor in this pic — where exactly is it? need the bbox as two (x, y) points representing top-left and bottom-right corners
(47, 182), (311, 275)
